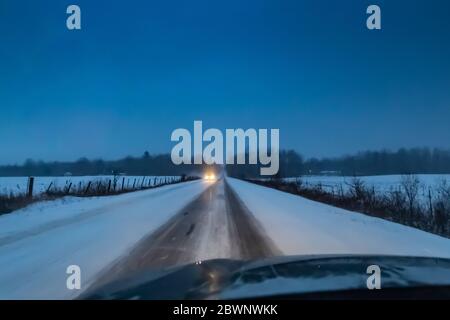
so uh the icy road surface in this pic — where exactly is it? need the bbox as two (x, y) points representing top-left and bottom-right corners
(1, 177), (450, 299)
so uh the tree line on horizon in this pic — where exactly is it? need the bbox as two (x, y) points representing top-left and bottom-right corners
(0, 152), (206, 177)
(0, 147), (449, 177)
(228, 147), (450, 178)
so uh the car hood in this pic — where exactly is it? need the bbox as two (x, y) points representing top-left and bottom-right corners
(81, 255), (450, 299)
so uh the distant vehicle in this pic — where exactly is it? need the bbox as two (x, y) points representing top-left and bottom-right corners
(204, 172), (217, 181)
(82, 255), (450, 299)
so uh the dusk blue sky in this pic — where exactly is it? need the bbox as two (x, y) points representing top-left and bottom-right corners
(1, 0), (450, 165)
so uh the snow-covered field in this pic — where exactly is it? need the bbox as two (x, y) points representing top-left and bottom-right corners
(0, 180), (209, 299)
(0, 176), (179, 196)
(228, 178), (450, 258)
(285, 174), (450, 204)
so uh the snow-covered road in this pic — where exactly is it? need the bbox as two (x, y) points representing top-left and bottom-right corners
(85, 180), (279, 294)
(1, 177), (450, 299)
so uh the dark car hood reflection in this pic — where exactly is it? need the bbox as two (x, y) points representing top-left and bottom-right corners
(81, 255), (450, 300)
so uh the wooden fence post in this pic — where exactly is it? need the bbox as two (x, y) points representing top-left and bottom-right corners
(85, 181), (92, 194)
(27, 177), (34, 198)
(66, 182), (72, 194)
(46, 181), (53, 194)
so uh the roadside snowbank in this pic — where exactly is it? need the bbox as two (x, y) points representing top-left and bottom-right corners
(227, 178), (450, 258)
(0, 180), (208, 299)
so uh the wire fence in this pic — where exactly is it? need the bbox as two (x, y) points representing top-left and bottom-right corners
(0, 175), (198, 215)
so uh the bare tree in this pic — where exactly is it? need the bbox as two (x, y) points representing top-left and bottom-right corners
(347, 177), (366, 200)
(401, 174), (420, 223)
